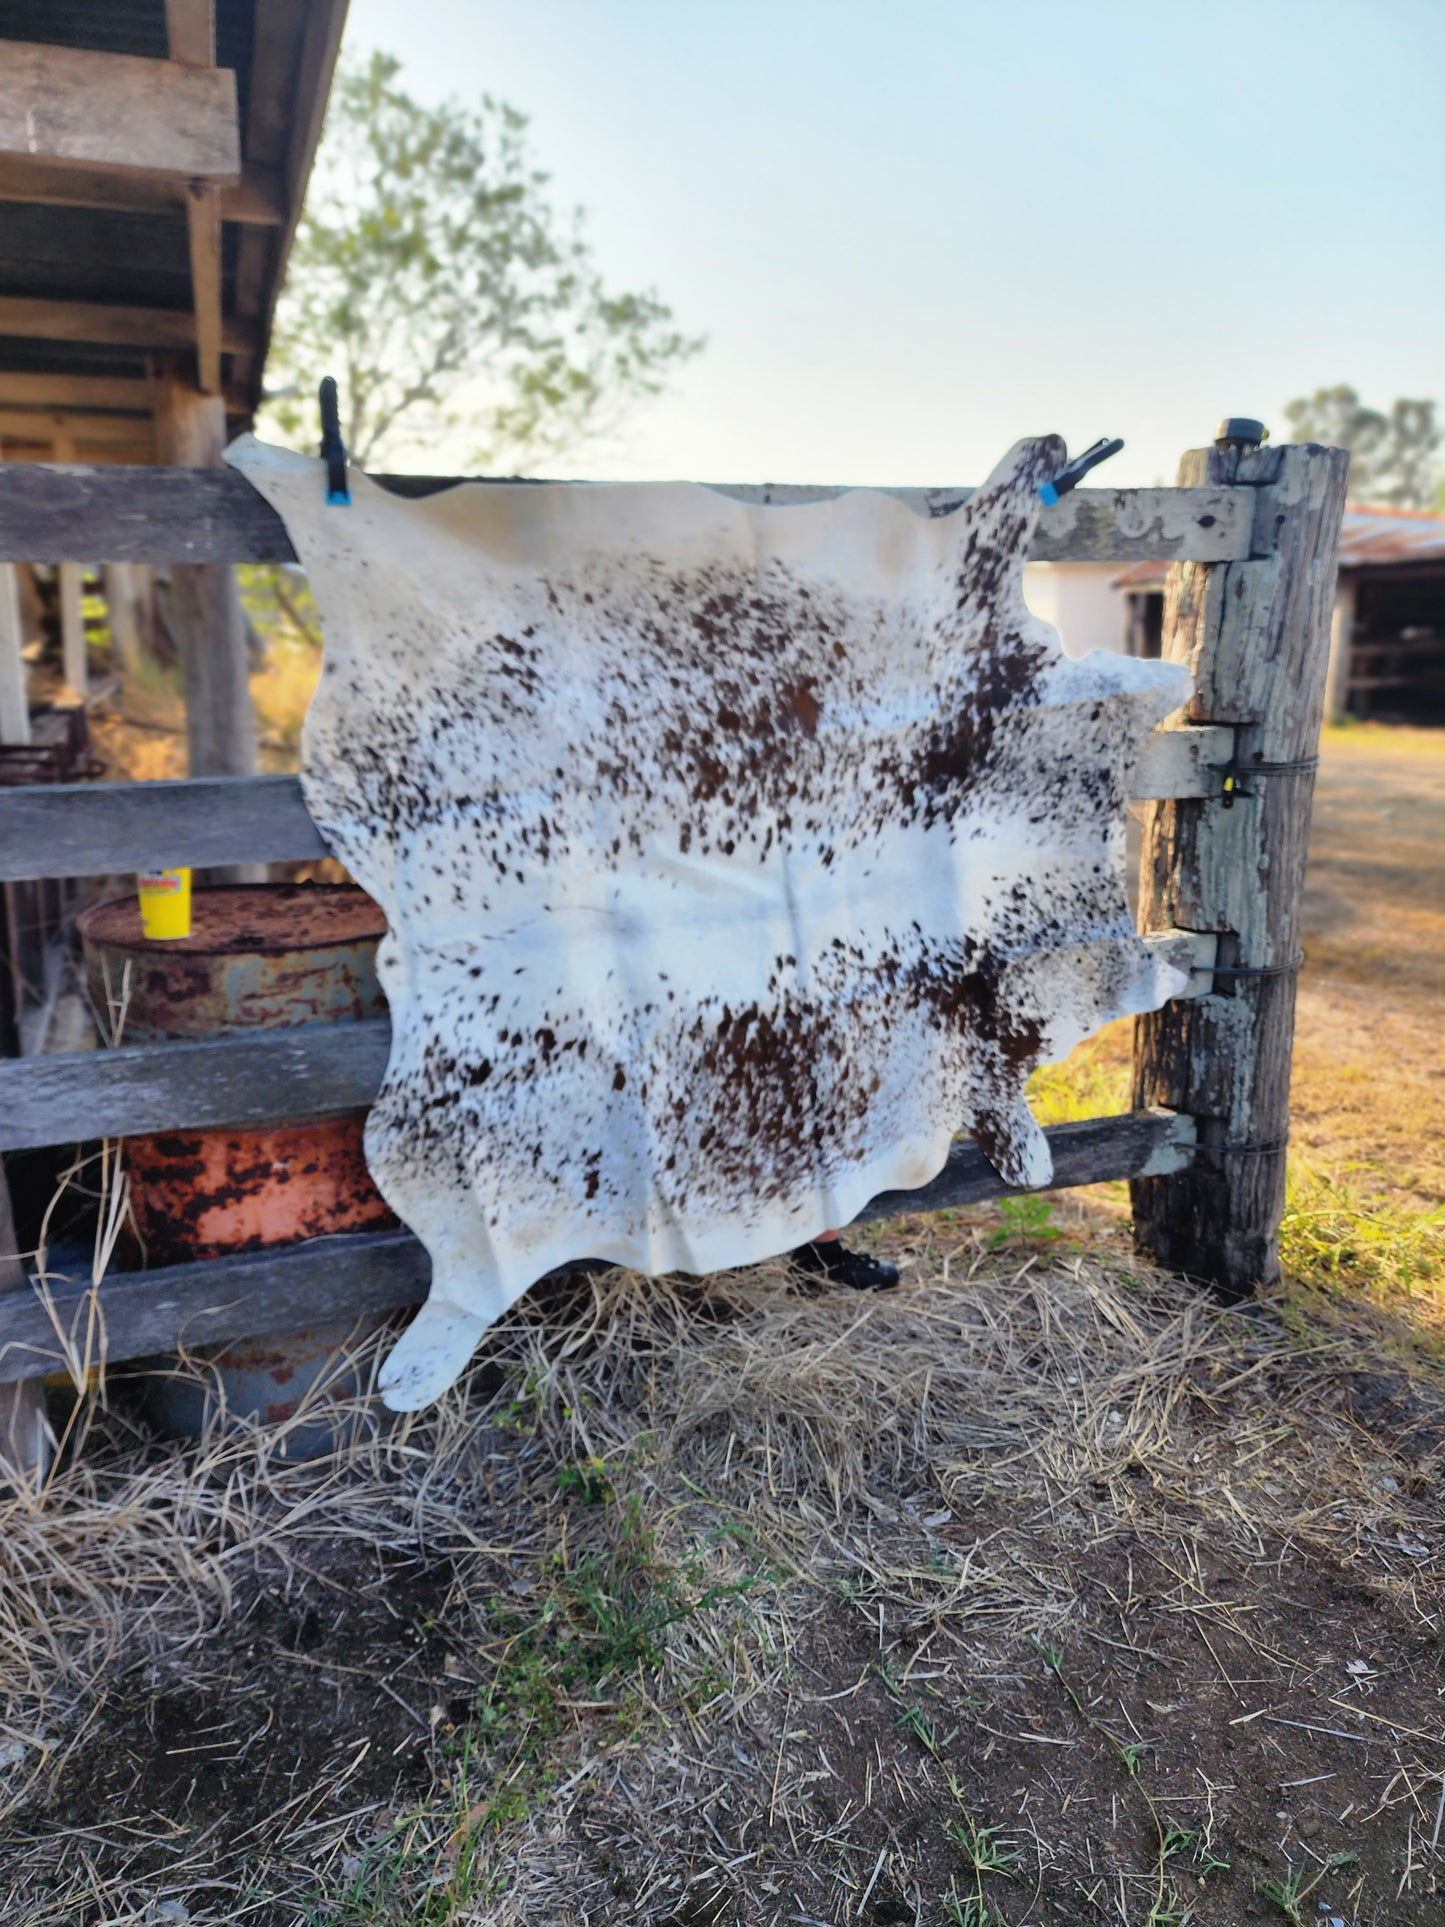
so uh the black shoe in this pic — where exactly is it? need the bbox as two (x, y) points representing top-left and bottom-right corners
(791, 1240), (900, 1292)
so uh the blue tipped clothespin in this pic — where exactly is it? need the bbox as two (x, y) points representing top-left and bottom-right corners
(1038, 436), (1124, 507)
(319, 376), (350, 505)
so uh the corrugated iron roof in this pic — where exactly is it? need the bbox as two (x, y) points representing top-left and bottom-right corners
(1334, 503), (1445, 567)
(1114, 503), (1445, 590)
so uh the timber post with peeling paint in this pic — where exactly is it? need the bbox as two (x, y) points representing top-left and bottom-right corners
(1130, 436), (1351, 1297)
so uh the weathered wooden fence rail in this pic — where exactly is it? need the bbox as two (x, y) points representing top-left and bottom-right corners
(0, 445), (1348, 1397)
(0, 726), (1236, 882)
(0, 464), (1254, 564)
(0, 929), (1218, 1154)
(0, 1112), (1194, 1383)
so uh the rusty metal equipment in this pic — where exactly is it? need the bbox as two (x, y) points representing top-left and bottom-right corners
(78, 883), (395, 1450)
(0, 703), (103, 788)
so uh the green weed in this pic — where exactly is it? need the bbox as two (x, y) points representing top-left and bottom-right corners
(873, 1671), (1018, 1921)
(942, 1887), (1005, 1927)
(1161, 1824), (1228, 1878)
(893, 1700), (955, 1760)
(494, 1367), (549, 1435)
(986, 1194), (1063, 1250)
(945, 1806), (1020, 1878)
(1258, 1865), (1310, 1924)
(555, 1456), (613, 1505)
(481, 1503), (755, 1718)
(1258, 1853), (1357, 1925)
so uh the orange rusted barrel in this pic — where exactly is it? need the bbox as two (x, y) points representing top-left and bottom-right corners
(77, 884), (394, 1447)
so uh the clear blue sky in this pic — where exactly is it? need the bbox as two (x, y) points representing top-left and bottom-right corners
(341, 0), (1443, 487)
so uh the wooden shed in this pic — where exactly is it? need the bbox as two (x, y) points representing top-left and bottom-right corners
(0, 0), (345, 451)
(1116, 502), (1445, 725)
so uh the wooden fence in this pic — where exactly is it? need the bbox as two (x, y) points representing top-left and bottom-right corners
(0, 443), (1350, 1393)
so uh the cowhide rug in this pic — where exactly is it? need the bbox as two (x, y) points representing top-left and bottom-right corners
(227, 435), (1191, 1410)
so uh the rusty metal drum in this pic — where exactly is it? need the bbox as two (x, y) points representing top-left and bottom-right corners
(79, 884), (389, 1042)
(77, 884), (395, 1450)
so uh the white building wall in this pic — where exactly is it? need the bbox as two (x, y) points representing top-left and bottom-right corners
(1023, 561), (1129, 659)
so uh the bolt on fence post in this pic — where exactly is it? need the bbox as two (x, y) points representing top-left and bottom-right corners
(1130, 427), (1349, 1297)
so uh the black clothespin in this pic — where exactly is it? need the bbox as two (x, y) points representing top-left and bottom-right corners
(319, 376), (350, 506)
(1038, 436), (1124, 506)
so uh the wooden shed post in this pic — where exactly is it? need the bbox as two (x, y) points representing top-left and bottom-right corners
(0, 443), (29, 746)
(103, 563), (144, 676)
(152, 356), (257, 780)
(1323, 573), (1356, 727)
(1131, 436), (1349, 1296)
(0, 563), (25, 745)
(47, 425), (90, 699)
(57, 562), (87, 696)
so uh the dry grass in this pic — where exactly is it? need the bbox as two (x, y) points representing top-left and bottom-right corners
(1, 1238), (1440, 1924)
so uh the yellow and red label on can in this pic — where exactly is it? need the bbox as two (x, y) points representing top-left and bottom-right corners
(137, 868), (192, 940)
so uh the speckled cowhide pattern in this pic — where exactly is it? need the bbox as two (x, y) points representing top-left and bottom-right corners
(228, 434), (1191, 1410)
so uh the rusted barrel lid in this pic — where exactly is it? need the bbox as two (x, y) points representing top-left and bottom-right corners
(78, 883), (386, 955)
(78, 884), (389, 1039)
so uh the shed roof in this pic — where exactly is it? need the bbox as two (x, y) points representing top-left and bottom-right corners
(1113, 502), (1445, 591)
(0, 0), (347, 455)
(1332, 502), (1445, 568)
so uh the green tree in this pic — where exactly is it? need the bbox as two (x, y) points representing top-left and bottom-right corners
(261, 52), (703, 469)
(1283, 384), (1441, 508)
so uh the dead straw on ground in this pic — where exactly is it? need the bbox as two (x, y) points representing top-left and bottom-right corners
(0, 1219), (1437, 1925)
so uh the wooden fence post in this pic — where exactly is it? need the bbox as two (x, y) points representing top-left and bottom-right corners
(152, 355), (257, 781)
(1131, 436), (1349, 1296)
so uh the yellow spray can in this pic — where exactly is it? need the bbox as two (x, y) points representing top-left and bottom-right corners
(137, 868), (192, 940)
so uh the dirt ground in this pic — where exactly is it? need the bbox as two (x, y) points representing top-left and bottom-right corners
(5, 1256), (1441, 1927)
(1295, 728), (1445, 1212)
(0, 712), (1441, 1926)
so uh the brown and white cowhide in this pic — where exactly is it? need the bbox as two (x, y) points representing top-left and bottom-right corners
(228, 435), (1191, 1410)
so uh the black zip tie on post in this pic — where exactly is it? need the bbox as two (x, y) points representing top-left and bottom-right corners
(1203, 1134), (1291, 1160)
(1210, 754), (1319, 809)
(1038, 436), (1124, 507)
(1209, 952), (1305, 980)
(319, 376), (350, 506)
